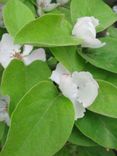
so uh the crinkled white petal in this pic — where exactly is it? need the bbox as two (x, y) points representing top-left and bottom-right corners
(0, 112), (10, 126)
(37, 0), (58, 15)
(56, 0), (69, 5)
(58, 74), (86, 120)
(50, 63), (70, 84)
(90, 16), (99, 27)
(37, 0), (50, 5)
(59, 74), (78, 102)
(73, 100), (86, 120)
(0, 95), (10, 126)
(72, 16), (105, 48)
(23, 45), (33, 56)
(0, 33), (21, 53)
(113, 5), (117, 13)
(23, 48), (46, 65)
(4, 113), (10, 126)
(37, 6), (44, 16)
(72, 71), (99, 108)
(43, 3), (59, 12)
(72, 18), (96, 41)
(82, 37), (106, 48)
(0, 96), (10, 112)
(0, 33), (21, 68)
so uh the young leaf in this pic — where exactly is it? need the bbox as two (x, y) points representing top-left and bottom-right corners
(15, 14), (81, 47)
(1, 82), (74, 156)
(1, 60), (51, 114)
(70, 0), (117, 32)
(76, 111), (117, 148)
(3, 0), (35, 36)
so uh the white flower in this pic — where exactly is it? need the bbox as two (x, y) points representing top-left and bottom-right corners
(113, 5), (117, 13)
(0, 95), (10, 126)
(0, 4), (4, 27)
(37, 0), (59, 16)
(72, 16), (106, 48)
(56, 0), (69, 5)
(50, 63), (99, 119)
(0, 33), (46, 68)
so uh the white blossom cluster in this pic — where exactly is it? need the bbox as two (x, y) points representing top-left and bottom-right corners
(0, 14), (105, 124)
(50, 63), (99, 119)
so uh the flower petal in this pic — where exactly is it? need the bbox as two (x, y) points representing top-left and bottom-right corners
(113, 5), (117, 13)
(50, 63), (70, 84)
(23, 45), (33, 56)
(56, 0), (69, 5)
(59, 74), (85, 119)
(72, 16), (105, 48)
(82, 37), (106, 48)
(23, 48), (46, 65)
(73, 100), (86, 120)
(72, 71), (99, 108)
(59, 74), (78, 102)
(43, 3), (59, 12)
(0, 33), (21, 68)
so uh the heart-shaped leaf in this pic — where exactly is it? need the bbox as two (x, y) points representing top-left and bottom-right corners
(3, 0), (35, 36)
(1, 60), (51, 114)
(15, 14), (81, 47)
(1, 81), (74, 156)
(50, 46), (80, 72)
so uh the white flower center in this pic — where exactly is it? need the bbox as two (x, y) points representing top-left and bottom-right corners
(10, 49), (23, 60)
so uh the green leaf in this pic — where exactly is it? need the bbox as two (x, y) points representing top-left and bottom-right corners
(20, 0), (36, 14)
(1, 81), (74, 156)
(77, 147), (115, 156)
(78, 37), (117, 73)
(88, 80), (117, 118)
(0, 123), (5, 142)
(1, 60), (51, 114)
(108, 27), (117, 38)
(15, 14), (81, 47)
(1, 126), (8, 148)
(0, 65), (4, 84)
(69, 127), (97, 147)
(50, 46), (81, 72)
(51, 7), (72, 23)
(76, 111), (117, 148)
(3, 0), (35, 36)
(70, 0), (117, 32)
